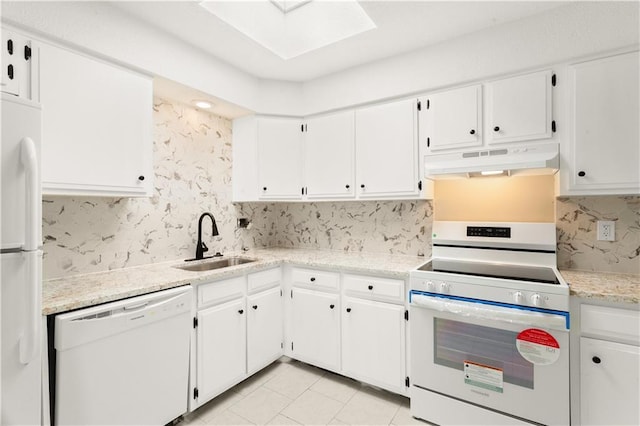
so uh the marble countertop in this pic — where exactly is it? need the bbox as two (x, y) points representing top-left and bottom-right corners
(43, 248), (639, 315)
(560, 269), (640, 305)
(43, 248), (428, 315)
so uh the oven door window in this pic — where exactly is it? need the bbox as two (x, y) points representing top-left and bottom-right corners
(434, 318), (533, 389)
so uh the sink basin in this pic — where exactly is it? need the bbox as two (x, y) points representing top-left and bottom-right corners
(175, 257), (256, 272)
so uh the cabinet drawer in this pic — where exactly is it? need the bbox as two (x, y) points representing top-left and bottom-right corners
(581, 304), (640, 345)
(291, 268), (339, 291)
(343, 274), (405, 304)
(198, 276), (245, 308)
(248, 267), (281, 294)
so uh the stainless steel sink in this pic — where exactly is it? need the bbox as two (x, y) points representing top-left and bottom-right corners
(175, 257), (256, 272)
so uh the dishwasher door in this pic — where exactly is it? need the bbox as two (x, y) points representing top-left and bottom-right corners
(54, 286), (192, 426)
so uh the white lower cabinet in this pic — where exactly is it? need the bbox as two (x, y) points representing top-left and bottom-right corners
(196, 297), (247, 404)
(580, 337), (640, 425)
(247, 286), (283, 375)
(192, 268), (283, 410)
(290, 287), (341, 372)
(577, 303), (640, 425)
(342, 297), (406, 394)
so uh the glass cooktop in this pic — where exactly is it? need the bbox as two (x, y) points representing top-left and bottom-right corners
(417, 259), (560, 285)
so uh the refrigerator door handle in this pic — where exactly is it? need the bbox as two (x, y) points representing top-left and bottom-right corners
(20, 251), (42, 364)
(19, 136), (41, 364)
(21, 136), (40, 251)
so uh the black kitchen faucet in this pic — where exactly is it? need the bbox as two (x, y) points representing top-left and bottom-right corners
(195, 212), (219, 260)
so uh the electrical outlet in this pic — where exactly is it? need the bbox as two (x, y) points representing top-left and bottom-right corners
(597, 221), (615, 241)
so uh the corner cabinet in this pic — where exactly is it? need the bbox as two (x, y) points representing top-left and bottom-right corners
(38, 41), (153, 197)
(560, 51), (640, 195)
(289, 268), (341, 372)
(232, 116), (303, 201)
(355, 98), (424, 199)
(341, 274), (406, 395)
(257, 117), (304, 200)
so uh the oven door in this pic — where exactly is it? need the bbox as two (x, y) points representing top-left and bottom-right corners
(410, 291), (570, 425)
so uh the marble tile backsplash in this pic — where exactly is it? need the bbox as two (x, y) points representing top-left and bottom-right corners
(274, 201), (433, 257)
(557, 196), (640, 274)
(42, 98), (276, 279)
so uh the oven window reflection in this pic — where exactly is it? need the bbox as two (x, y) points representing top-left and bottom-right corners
(434, 318), (534, 389)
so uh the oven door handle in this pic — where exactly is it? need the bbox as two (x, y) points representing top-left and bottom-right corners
(411, 294), (568, 331)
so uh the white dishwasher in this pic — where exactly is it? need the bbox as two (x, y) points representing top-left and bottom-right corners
(54, 285), (192, 426)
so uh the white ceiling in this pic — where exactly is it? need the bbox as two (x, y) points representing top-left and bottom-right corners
(113, 1), (567, 83)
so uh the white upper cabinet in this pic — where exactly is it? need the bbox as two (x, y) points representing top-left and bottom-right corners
(355, 98), (422, 199)
(39, 41), (153, 197)
(257, 117), (304, 200)
(304, 111), (355, 199)
(1, 29), (35, 100)
(561, 51), (639, 195)
(486, 70), (553, 145)
(421, 85), (482, 153)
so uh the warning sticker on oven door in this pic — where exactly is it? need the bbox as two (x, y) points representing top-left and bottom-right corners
(516, 328), (560, 365)
(464, 361), (504, 393)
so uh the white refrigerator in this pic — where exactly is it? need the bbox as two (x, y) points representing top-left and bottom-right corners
(1, 92), (43, 425)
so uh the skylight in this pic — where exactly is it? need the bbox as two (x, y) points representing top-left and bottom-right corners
(269, 0), (312, 14)
(199, 0), (376, 60)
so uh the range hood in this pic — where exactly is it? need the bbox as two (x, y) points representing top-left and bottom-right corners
(424, 142), (559, 179)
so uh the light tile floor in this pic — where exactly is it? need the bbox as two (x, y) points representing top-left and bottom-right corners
(182, 358), (426, 425)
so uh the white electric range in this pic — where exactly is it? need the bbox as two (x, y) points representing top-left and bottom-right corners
(409, 221), (570, 426)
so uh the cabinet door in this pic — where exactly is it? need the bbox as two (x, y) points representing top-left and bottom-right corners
(1, 31), (34, 99)
(39, 42), (153, 196)
(196, 298), (247, 404)
(257, 117), (303, 200)
(290, 288), (340, 372)
(304, 111), (355, 199)
(342, 297), (405, 394)
(580, 337), (640, 426)
(569, 52), (639, 194)
(421, 85), (482, 153)
(247, 287), (283, 375)
(486, 70), (552, 145)
(355, 99), (420, 199)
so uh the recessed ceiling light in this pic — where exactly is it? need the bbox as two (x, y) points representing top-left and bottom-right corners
(200, 0), (376, 60)
(194, 100), (213, 109)
(480, 170), (506, 176)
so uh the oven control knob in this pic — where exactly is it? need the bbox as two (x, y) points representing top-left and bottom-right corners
(426, 281), (435, 292)
(530, 293), (543, 307)
(513, 291), (524, 304)
(439, 282), (450, 294)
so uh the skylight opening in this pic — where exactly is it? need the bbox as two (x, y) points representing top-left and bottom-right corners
(200, 0), (376, 60)
(269, 0), (312, 14)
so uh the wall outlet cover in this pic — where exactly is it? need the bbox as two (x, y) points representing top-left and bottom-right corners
(597, 220), (615, 242)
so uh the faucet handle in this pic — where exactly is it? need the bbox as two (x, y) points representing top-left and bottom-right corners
(201, 242), (209, 253)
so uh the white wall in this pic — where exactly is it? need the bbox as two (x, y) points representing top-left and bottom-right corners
(301, 1), (640, 114)
(0, 1), (303, 115)
(2, 1), (638, 117)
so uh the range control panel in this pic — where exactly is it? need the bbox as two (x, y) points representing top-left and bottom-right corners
(466, 226), (511, 238)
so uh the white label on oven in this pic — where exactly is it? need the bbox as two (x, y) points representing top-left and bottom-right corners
(464, 361), (504, 393)
(516, 328), (560, 365)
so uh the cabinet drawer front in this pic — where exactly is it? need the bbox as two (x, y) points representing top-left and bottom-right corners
(291, 268), (339, 291)
(198, 276), (245, 308)
(343, 274), (405, 303)
(248, 267), (281, 294)
(581, 304), (640, 344)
